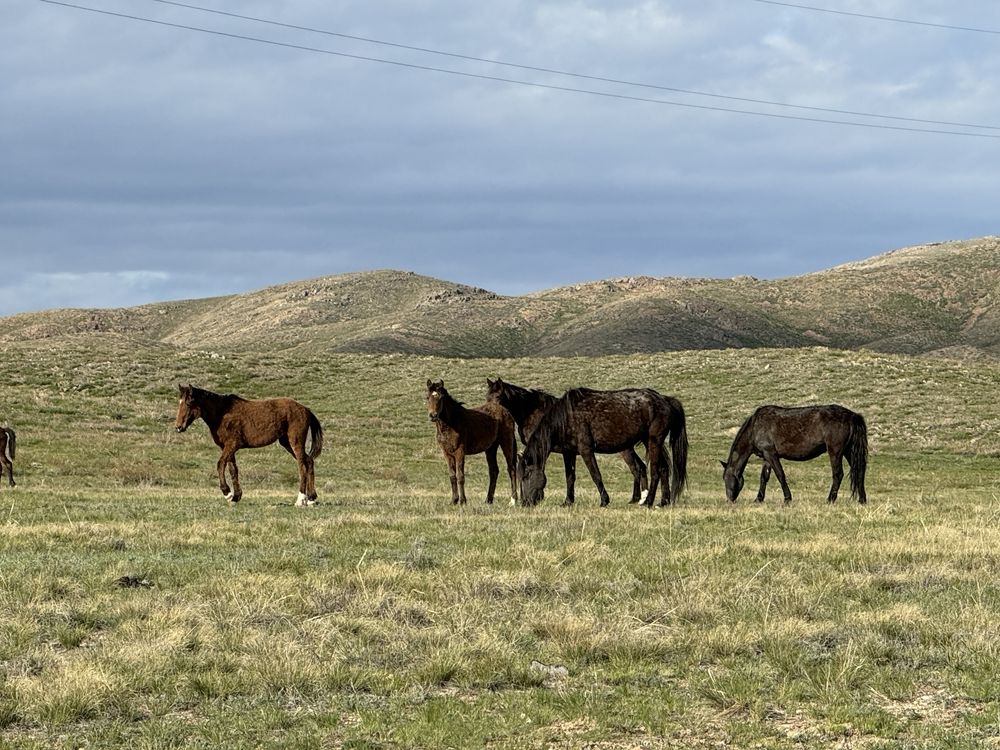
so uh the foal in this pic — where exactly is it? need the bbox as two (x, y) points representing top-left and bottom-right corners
(426, 380), (518, 505)
(175, 384), (324, 506)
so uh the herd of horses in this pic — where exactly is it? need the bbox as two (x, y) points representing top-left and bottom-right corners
(162, 380), (869, 508)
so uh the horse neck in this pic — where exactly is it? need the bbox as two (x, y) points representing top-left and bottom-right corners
(195, 390), (230, 432)
(437, 393), (468, 429)
(524, 399), (565, 462)
(506, 388), (555, 437)
(727, 418), (755, 473)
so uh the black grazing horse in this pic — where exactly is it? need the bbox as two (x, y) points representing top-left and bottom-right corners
(486, 378), (650, 505)
(519, 387), (688, 507)
(721, 404), (868, 504)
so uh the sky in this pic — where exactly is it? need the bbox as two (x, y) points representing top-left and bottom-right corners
(3, 0), (999, 315)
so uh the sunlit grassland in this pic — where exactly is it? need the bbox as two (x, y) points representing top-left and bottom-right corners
(2, 336), (1000, 748)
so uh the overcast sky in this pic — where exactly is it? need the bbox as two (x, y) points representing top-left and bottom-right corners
(3, 0), (998, 315)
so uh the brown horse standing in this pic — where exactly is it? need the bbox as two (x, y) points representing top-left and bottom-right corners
(426, 380), (518, 505)
(175, 384), (324, 506)
(721, 404), (868, 504)
(0, 426), (15, 487)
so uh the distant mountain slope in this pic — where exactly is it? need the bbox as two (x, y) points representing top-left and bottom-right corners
(1, 237), (997, 358)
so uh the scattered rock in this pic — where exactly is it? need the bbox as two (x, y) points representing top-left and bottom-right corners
(114, 575), (153, 589)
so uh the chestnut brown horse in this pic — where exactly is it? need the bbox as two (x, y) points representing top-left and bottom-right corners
(426, 380), (518, 505)
(486, 377), (650, 504)
(721, 404), (868, 504)
(0, 426), (15, 488)
(175, 384), (323, 506)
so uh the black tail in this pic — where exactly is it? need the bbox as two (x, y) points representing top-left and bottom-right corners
(669, 398), (688, 502)
(307, 411), (323, 460)
(848, 413), (868, 501)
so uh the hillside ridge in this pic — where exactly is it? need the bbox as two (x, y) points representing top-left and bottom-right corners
(2, 237), (998, 358)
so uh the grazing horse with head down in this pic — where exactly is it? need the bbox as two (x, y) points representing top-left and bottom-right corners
(175, 384), (324, 506)
(721, 404), (868, 504)
(518, 387), (688, 508)
(0, 426), (15, 487)
(486, 377), (650, 504)
(426, 380), (518, 506)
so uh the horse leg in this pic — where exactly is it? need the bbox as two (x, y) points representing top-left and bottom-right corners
(657, 451), (672, 507)
(644, 439), (664, 508)
(305, 454), (318, 503)
(500, 433), (518, 506)
(446, 453), (460, 504)
(579, 447), (611, 507)
(562, 452), (577, 507)
(456, 450), (468, 505)
(827, 450), (844, 504)
(484, 446), (499, 505)
(755, 464), (771, 503)
(0, 456), (11, 488)
(623, 449), (648, 504)
(227, 453), (242, 503)
(762, 451), (792, 504)
(217, 450), (233, 500)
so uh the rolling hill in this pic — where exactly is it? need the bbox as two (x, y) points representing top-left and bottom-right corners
(1, 236), (998, 358)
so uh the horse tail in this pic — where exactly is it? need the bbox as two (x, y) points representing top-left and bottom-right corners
(668, 398), (688, 502)
(3, 427), (13, 462)
(306, 410), (323, 460)
(848, 412), (868, 500)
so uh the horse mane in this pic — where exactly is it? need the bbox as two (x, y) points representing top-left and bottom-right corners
(496, 381), (556, 413)
(523, 391), (572, 463)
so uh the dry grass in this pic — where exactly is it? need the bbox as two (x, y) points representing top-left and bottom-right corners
(1, 340), (1000, 747)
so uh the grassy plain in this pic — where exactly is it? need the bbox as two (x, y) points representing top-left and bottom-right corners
(2, 337), (1000, 748)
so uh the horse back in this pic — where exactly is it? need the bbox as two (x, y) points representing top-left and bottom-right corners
(565, 388), (666, 451)
(225, 397), (311, 449)
(752, 404), (857, 459)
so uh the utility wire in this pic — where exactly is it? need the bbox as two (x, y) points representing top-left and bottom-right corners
(141, 0), (1000, 132)
(38, 0), (1000, 140)
(748, 0), (1000, 36)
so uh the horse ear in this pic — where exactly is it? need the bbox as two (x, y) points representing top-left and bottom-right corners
(486, 378), (495, 388)
(426, 379), (433, 390)
(720, 460), (728, 470)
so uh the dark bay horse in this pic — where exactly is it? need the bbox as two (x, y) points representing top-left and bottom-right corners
(486, 378), (650, 504)
(721, 404), (868, 504)
(175, 384), (324, 506)
(519, 388), (688, 507)
(426, 380), (518, 505)
(0, 426), (15, 487)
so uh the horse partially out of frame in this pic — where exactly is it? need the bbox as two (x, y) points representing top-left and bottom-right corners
(175, 384), (324, 506)
(0, 426), (15, 487)
(426, 380), (518, 506)
(721, 404), (868, 504)
(486, 378), (650, 505)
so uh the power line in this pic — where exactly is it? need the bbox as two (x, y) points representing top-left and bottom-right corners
(141, 0), (1000, 133)
(38, 0), (1000, 140)
(748, 0), (1000, 35)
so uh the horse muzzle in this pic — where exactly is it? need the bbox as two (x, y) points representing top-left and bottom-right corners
(176, 425), (187, 433)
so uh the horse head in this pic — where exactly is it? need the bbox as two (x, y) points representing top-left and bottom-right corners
(485, 377), (505, 403)
(176, 383), (200, 432)
(426, 380), (447, 423)
(518, 451), (547, 505)
(720, 460), (744, 502)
